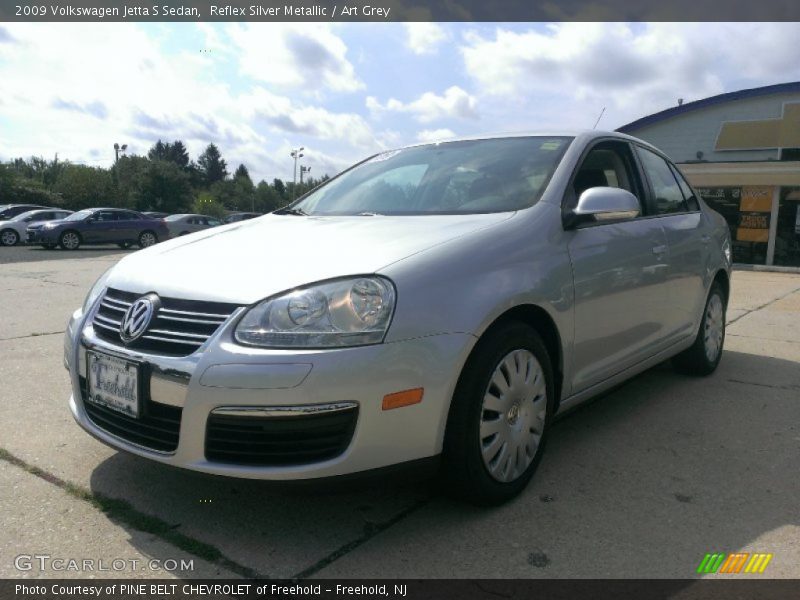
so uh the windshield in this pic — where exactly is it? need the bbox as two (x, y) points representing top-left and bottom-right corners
(63, 209), (94, 221)
(292, 137), (571, 216)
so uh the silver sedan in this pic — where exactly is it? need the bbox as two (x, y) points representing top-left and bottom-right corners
(64, 131), (731, 504)
(163, 214), (223, 238)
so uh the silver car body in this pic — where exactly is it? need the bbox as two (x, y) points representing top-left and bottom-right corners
(1, 208), (73, 245)
(164, 214), (222, 238)
(64, 131), (731, 480)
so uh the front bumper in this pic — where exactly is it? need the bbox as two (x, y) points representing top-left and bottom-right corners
(28, 228), (57, 244)
(65, 304), (475, 480)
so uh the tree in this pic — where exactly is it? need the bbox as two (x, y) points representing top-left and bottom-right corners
(234, 163), (251, 183)
(197, 143), (228, 185)
(148, 140), (190, 170)
(194, 192), (226, 219)
(272, 178), (286, 199)
(255, 180), (283, 212)
(131, 161), (193, 213)
(53, 165), (116, 210)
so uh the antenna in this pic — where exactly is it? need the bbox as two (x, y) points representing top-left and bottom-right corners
(593, 107), (606, 130)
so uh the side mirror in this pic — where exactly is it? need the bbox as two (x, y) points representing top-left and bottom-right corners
(565, 187), (640, 229)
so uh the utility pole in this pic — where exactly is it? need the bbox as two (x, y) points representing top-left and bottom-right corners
(290, 147), (304, 202)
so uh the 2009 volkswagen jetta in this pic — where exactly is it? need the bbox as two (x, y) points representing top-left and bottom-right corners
(64, 131), (731, 504)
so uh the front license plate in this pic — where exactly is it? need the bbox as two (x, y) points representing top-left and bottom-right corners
(87, 352), (140, 418)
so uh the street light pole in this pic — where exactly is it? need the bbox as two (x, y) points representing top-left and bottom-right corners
(113, 143), (128, 163)
(290, 147), (304, 202)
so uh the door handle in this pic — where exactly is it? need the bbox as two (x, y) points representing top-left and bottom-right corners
(652, 244), (667, 255)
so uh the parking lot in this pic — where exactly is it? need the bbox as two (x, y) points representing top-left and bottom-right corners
(1, 245), (799, 579)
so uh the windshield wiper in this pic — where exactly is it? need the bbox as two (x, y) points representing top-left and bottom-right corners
(274, 207), (308, 216)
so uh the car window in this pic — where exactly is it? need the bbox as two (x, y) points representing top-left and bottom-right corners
(567, 141), (643, 212)
(208, 218), (221, 226)
(96, 211), (117, 221)
(669, 164), (700, 211)
(637, 147), (689, 215)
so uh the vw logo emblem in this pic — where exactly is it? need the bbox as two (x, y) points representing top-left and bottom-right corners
(120, 294), (159, 343)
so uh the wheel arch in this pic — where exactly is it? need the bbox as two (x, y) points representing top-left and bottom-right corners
(712, 269), (730, 306)
(60, 229), (82, 242)
(467, 304), (565, 411)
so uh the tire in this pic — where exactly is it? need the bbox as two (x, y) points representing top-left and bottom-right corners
(672, 282), (726, 376)
(59, 230), (81, 250)
(138, 230), (158, 248)
(1, 229), (20, 246)
(442, 321), (555, 505)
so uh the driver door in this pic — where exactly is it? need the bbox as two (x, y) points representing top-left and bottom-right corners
(566, 140), (673, 393)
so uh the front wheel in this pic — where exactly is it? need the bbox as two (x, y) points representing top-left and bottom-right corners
(138, 231), (158, 248)
(442, 321), (554, 505)
(672, 282), (726, 376)
(1, 229), (20, 246)
(59, 231), (81, 250)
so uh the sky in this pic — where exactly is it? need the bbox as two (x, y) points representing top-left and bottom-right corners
(1, 22), (800, 183)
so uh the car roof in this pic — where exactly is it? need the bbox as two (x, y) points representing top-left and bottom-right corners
(387, 130), (646, 152)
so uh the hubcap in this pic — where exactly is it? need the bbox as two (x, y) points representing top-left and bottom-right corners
(63, 233), (79, 249)
(141, 233), (156, 247)
(479, 349), (547, 483)
(704, 294), (724, 362)
(1, 230), (17, 245)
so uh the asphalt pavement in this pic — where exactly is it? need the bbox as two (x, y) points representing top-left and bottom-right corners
(1, 249), (798, 579)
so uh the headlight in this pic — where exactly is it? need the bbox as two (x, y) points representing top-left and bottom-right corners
(235, 276), (396, 348)
(82, 267), (113, 313)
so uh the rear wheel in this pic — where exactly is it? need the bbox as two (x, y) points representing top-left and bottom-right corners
(138, 230), (157, 248)
(59, 230), (81, 250)
(672, 282), (726, 376)
(1, 229), (19, 246)
(443, 321), (554, 505)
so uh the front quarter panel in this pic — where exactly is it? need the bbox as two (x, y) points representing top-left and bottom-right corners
(381, 203), (574, 392)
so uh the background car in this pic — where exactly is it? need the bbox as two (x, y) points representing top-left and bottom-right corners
(0, 204), (47, 221)
(27, 207), (169, 250)
(163, 213), (223, 237)
(223, 211), (262, 224)
(0, 208), (73, 246)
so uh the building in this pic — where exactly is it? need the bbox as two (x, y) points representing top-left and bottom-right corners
(618, 82), (800, 268)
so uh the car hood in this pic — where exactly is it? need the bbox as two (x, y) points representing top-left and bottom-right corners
(107, 212), (514, 304)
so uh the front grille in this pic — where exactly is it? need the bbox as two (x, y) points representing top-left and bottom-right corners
(79, 376), (181, 453)
(93, 288), (240, 356)
(205, 407), (359, 466)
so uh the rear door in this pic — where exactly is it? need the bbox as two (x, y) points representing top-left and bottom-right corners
(635, 146), (708, 340)
(566, 140), (673, 393)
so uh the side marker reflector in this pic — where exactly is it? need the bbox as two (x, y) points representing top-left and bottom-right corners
(382, 388), (424, 410)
